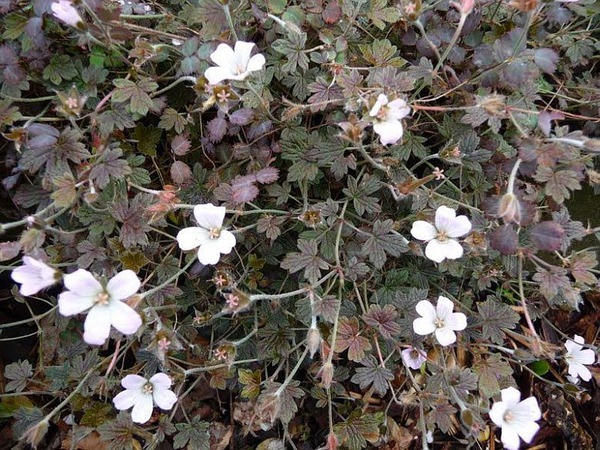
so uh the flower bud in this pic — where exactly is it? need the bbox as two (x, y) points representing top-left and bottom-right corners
(306, 327), (322, 358)
(497, 192), (521, 225)
(318, 361), (335, 389)
(20, 418), (49, 449)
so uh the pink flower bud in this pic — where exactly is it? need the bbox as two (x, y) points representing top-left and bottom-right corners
(497, 193), (521, 225)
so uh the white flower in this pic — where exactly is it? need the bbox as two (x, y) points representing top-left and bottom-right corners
(58, 269), (142, 345)
(413, 296), (467, 346)
(176, 203), (236, 265)
(369, 94), (411, 145)
(51, 0), (83, 28)
(402, 346), (427, 370)
(564, 334), (595, 382)
(11, 256), (59, 296)
(113, 373), (177, 424)
(489, 387), (541, 450)
(204, 41), (266, 85)
(410, 205), (472, 263)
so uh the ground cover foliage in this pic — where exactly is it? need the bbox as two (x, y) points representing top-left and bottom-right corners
(0, 0), (599, 449)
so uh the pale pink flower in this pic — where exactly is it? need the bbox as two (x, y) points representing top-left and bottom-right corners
(413, 296), (467, 346)
(402, 346), (427, 370)
(11, 256), (60, 296)
(176, 204), (236, 265)
(369, 94), (411, 145)
(204, 41), (266, 85)
(51, 0), (83, 28)
(113, 373), (177, 424)
(58, 269), (142, 345)
(489, 387), (541, 450)
(410, 205), (472, 263)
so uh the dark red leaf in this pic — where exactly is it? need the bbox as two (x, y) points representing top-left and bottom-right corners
(489, 224), (518, 255)
(530, 221), (564, 251)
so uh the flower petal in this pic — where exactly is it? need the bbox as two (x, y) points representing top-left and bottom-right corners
(246, 53), (266, 73)
(424, 239), (450, 263)
(445, 215), (472, 238)
(410, 221), (437, 241)
(233, 41), (256, 66)
(373, 120), (403, 145)
(448, 312), (468, 331)
(109, 300), (142, 336)
(435, 327), (457, 346)
(63, 269), (102, 296)
(131, 393), (154, 424)
(568, 363), (591, 381)
(121, 374), (147, 390)
(516, 421), (540, 444)
(107, 270), (141, 301)
(488, 401), (507, 427)
(153, 388), (177, 410)
(58, 291), (95, 316)
(83, 305), (111, 345)
(193, 203), (225, 229)
(209, 43), (236, 71)
(149, 373), (172, 390)
(216, 229), (236, 253)
(500, 386), (521, 407)
(434, 205), (457, 231)
(500, 427), (522, 450)
(435, 296), (455, 320)
(413, 317), (436, 336)
(197, 239), (224, 265)
(415, 300), (436, 321)
(438, 239), (464, 260)
(369, 94), (388, 116)
(577, 348), (596, 366)
(113, 389), (141, 411)
(205, 66), (234, 85)
(387, 99), (411, 120)
(177, 227), (209, 251)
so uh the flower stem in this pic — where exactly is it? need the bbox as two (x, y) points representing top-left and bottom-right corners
(222, 2), (239, 41)
(275, 346), (309, 397)
(141, 257), (196, 300)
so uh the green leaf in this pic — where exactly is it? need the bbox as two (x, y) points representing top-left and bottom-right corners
(173, 416), (210, 450)
(359, 39), (404, 67)
(476, 298), (520, 344)
(535, 167), (582, 203)
(238, 369), (261, 399)
(119, 250), (150, 272)
(350, 356), (393, 396)
(5, 360), (33, 393)
(368, 0), (401, 30)
(260, 380), (305, 424)
(362, 220), (408, 269)
(159, 108), (190, 134)
(132, 124), (162, 156)
(281, 239), (330, 284)
(80, 403), (112, 427)
(51, 172), (78, 208)
(474, 354), (513, 398)
(334, 411), (382, 450)
(42, 55), (77, 85)
(2, 13), (28, 40)
(272, 32), (309, 73)
(112, 78), (157, 116)
(343, 175), (381, 216)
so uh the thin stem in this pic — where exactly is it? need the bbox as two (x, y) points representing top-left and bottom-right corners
(275, 346), (309, 396)
(152, 76), (197, 98)
(433, 12), (468, 77)
(222, 2), (239, 41)
(141, 257), (195, 300)
(507, 157), (522, 194)
(249, 270), (337, 302)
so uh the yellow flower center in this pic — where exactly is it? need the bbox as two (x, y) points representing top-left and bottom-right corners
(142, 382), (153, 395)
(434, 317), (445, 328)
(209, 227), (221, 239)
(436, 230), (449, 242)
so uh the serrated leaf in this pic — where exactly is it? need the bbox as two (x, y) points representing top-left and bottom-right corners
(51, 172), (78, 207)
(272, 32), (309, 73)
(132, 124), (162, 156)
(532, 266), (571, 302)
(159, 108), (189, 134)
(362, 304), (401, 339)
(368, 0), (400, 30)
(119, 250), (150, 272)
(335, 317), (372, 362)
(474, 353), (513, 398)
(112, 78), (157, 116)
(426, 402), (457, 433)
(5, 360), (33, 393)
(535, 167), (582, 203)
(334, 411), (381, 450)
(476, 298), (520, 344)
(174, 416), (210, 450)
(238, 369), (261, 399)
(350, 356), (393, 396)
(89, 148), (132, 189)
(343, 175), (381, 216)
(362, 220), (408, 269)
(42, 54), (77, 85)
(281, 239), (330, 284)
(81, 403), (112, 427)
(569, 251), (597, 285)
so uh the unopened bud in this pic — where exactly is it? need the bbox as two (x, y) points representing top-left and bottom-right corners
(20, 418), (49, 449)
(306, 327), (322, 358)
(497, 192), (521, 225)
(319, 361), (335, 388)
